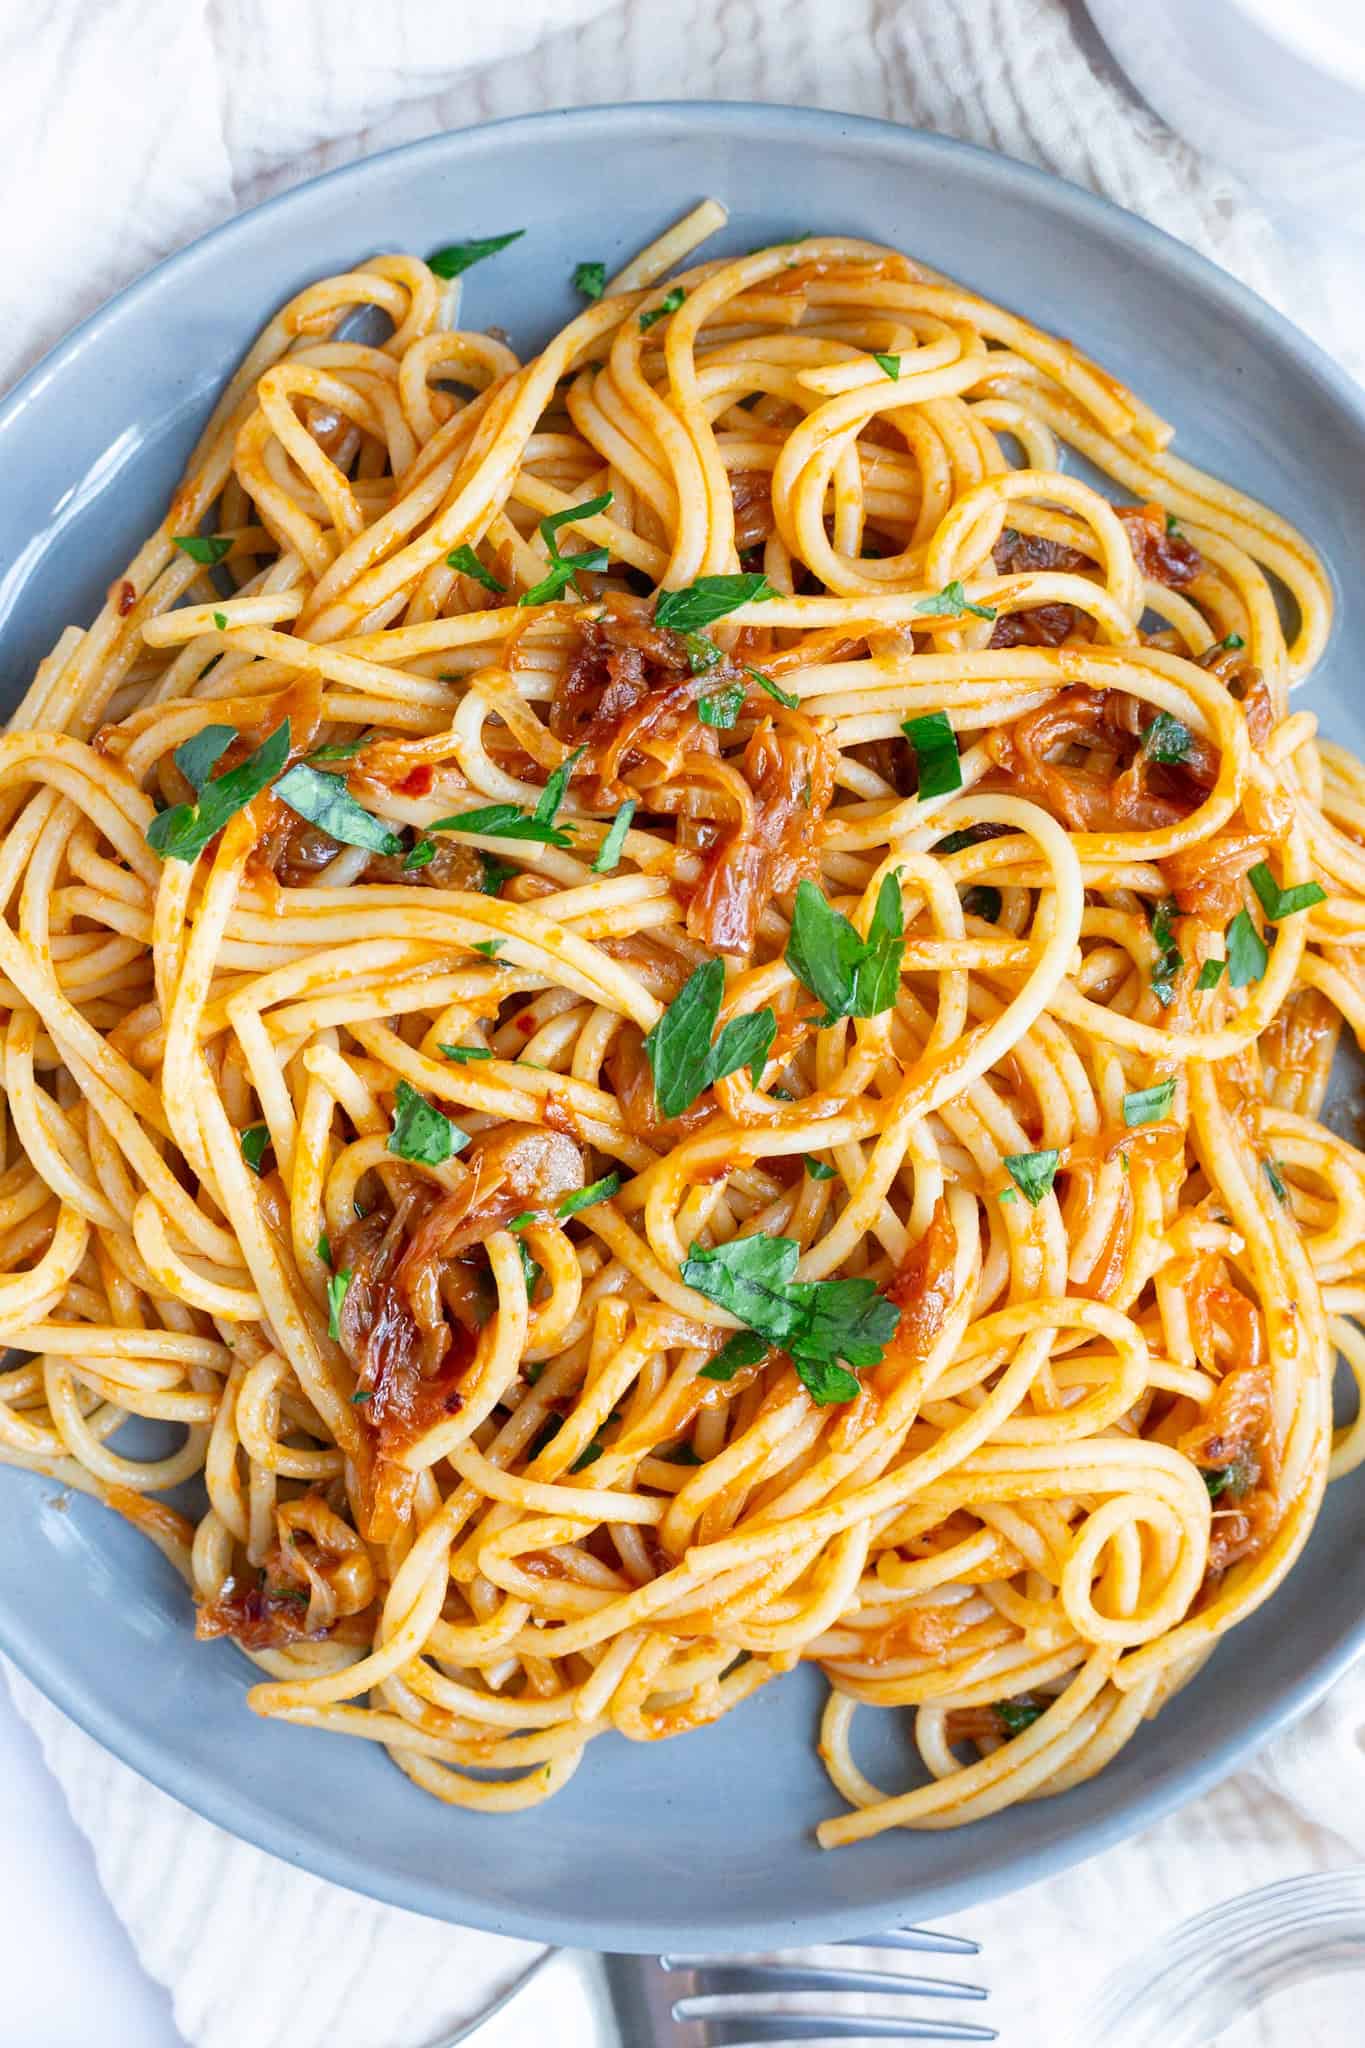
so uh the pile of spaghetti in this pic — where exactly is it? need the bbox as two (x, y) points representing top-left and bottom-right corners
(4, 203), (1365, 1846)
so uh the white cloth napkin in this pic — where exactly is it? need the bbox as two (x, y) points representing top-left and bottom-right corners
(4, 2), (1365, 2043)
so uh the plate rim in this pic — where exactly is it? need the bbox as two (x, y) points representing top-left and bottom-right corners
(3, 97), (1365, 1951)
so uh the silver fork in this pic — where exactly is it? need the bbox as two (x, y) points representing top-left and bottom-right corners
(429, 1927), (993, 2046)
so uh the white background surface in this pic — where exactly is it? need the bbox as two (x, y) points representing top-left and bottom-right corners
(0, 1684), (186, 2048)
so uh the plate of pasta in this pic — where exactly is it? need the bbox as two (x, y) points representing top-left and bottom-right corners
(2, 102), (1364, 1950)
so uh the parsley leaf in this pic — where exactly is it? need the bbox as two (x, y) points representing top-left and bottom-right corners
(902, 711), (962, 800)
(654, 574), (774, 634)
(274, 763), (403, 856)
(327, 1268), (353, 1341)
(658, 1441), (703, 1465)
(1203, 1457), (1255, 1502)
(1222, 632), (1246, 651)
(639, 285), (685, 331)
(1122, 1080), (1177, 1127)
(519, 491), (614, 607)
(174, 724), (236, 792)
(146, 720), (290, 863)
(404, 838), (437, 870)
(473, 939), (506, 959)
(698, 684), (745, 729)
(1196, 957), (1226, 991)
(478, 851), (517, 894)
(558, 1174), (620, 1217)
(1263, 1158), (1288, 1203)
(386, 1080), (468, 1165)
(680, 631), (724, 674)
(428, 230), (524, 279)
(1149, 896), (1183, 1007)
(1248, 862), (1326, 922)
(1142, 711), (1193, 763)
(308, 733), (370, 763)
(592, 800), (636, 874)
(872, 352), (900, 380)
(916, 579), (997, 623)
(642, 958), (777, 1118)
(213, 610), (229, 630)
(172, 533), (232, 567)
(1225, 909), (1268, 989)
(573, 260), (606, 300)
(1004, 1149), (1060, 1205)
(433, 747), (583, 848)
(682, 1234), (899, 1402)
(438, 1043), (491, 1062)
(316, 1231), (331, 1266)
(996, 1698), (1044, 1737)
(447, 545), (505, 595)
(746, 665), (800, 710)
(785, 873), (904, 1025)
(239, 1123), (270, 1175)
(699, 1330), (768, 1382)
(805, 1156), (838, 1180)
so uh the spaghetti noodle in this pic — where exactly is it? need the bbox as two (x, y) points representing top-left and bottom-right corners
(3, 205), (1364, 1846)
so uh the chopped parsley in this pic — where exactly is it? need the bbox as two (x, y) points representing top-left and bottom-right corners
(386, 1081), (469, 1166)
(641, 958), (777, 1118)
(432, 747), (583, 848)
(698, 683), (745, 729)
(785, 872), (904, 1025)
(439, 1043), (492, 1062)
(1221, 632), (1246, 651)
(872, 352), (900, 380)
(698, 1329), (769, 1382)
(1149, 897), (1184, 1007)
(273, 762), (403, 856)
(573, 260), (606, 300)
(996, 1698), (1044, 1737)
(746, 665), (800, 711)
(316, 1231), (331, 1266)
(446, 545), (505, 595)
(428, 230), (525, 279)
(1247, 862), (1326, 923)
(213, 610), (229, 630)
(146, 719), (290, 863)
(1003, 1149), (1060, 1206)
(1122, 1079), (1177, 1127)
(172, 533), (232, 567)
(519, 492), (614, 607)
(1263, 1158), (1288, 1204)
(683, 1235), (899, 1405)
(902, 711), (962, 801)
(1141, 711), (1193, 763)
(592, 800), (636, 874)
(558, 1174), (620, 1217)
(1225, 909), (1268, 989)
(804, 1157), (838, 1181)
(239, 1123), (270, 1175)
(1196, 957), (1226, 992)
(654, 573), (774, 634)
(1203, 1457), (1255, 1503)
(327, 1268), (353, 1341)
(639, 286), (685, 331)
(916, 579), (997, 623)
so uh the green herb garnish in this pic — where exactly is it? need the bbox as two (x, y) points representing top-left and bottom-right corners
(1263, 1158), (1288, 1203)
(745, 666), (800, 710)
(805, 1157), (838, 1181)
(433, 746), (583, 848)
(447, 545), (505, 595)
(146, 719), (290, 863)
(698, 684), (745, 729)
(438, 1044), (492, 1062)
(386, 1080), (468, 1165)
(1225, 909), (1268, 989)
(239, 1123), (270, 1175)
(172, 534), (233, 567)
(1122, 1080), (1177, 1127)
(642, 958), (777, 1118)
(902, 711), (962, 801)
(428, 230), (524, 279)
(996, 1698), (1044, 1737)
(558, 1174), (620, 1217)
(1003, 1149), (1060, 1206)
(639, 286), (685, 331)
(698, 1329), (769, 1382)
(916, 579), (997, 623)
(785, 872), (904, 1025)
(872, 352), (900, 380)
(273, 763), (402, 856)
(1196, 957), (1226, 991)
(519, 492), (614, 607)
(1248, 862), (1326, 923)
(592, 800), (636, 875)
(573, 260), (606, 299)
(682, 1234), (899, 1404)
(327, 1268), (353, 1341)
(1142, 711), (1193, 763)
(654, 573), (774, 634)
(1149, 897), (1184, 1007)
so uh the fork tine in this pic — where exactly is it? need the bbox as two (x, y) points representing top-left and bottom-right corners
(853, 1928), (981, 1957)
(678, 1964), (987, 2002)
(682, 2016), (998, 2044)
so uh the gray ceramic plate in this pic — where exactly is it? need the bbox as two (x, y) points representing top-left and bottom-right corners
(1, 104), (1363, 1954)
